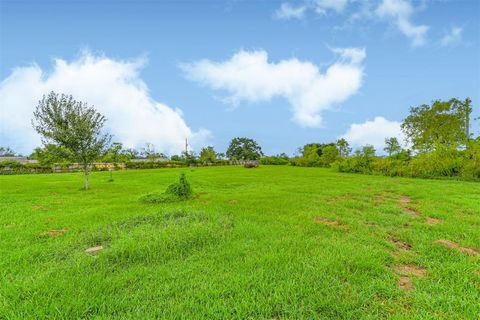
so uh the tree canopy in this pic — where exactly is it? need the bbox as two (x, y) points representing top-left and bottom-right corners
(226, 137), (263, 160)
(199, 146), (217, 163)
(401, 98), (472, 153)
(32, 92), (111, 190)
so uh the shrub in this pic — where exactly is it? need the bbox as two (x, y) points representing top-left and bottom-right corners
(0, 161), (53, 175)
(125, 161), (186, 169)
(166, 173), (193, 199)
(406, 147), (463, 178)
(260, 156), (289, 165)
(244, 161), (259, 168)
(140, 173), (193, 204)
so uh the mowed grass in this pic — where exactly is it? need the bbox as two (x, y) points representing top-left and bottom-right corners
(0, 166), (479, 319)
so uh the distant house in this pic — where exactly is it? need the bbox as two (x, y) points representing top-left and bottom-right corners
(0, 156), (38, 164)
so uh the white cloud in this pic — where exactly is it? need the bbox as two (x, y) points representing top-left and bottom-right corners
(0, 51), (210, 155)
(313, 0), (349, 14)
(275, 0), (348, 19)
(342, 116), (405, 152)
(274, 3), (307, 20)
(181, 48), (365, 127)
(376, 0), (429, 47)
(441, 26), (462, 46)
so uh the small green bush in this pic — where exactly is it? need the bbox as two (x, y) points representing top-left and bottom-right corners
(166, 173), (193, 199)
(0, 161), (53, 175)
(260, 156), (290, 165)
(140, 173), (193, 204)
(244, 162), (259, 168)
(125, 160), (186, 169)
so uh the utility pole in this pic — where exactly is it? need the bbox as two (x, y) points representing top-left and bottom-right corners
(185, 138), (188, 156)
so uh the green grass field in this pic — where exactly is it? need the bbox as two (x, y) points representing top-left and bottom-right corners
(1, 166), (479, 319)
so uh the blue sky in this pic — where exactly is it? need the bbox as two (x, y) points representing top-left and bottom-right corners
(1, 0), (479, 156)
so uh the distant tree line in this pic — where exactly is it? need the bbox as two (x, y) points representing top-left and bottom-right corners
(289, 98), (479, 180)
(1, 94), (478, 185)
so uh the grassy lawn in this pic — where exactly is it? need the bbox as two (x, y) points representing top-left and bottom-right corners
(0, 166), (479, 319)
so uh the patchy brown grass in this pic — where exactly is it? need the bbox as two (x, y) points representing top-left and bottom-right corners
(42, 229), (67, 236)
(435, 240), (479, 256)
(398, 276), (413, 291)
(313, 217), (344, 227)
(404, 207), (420, 217)
(390, 237), (412, 251)
(425, 217), (442, 225)
(332, 193), (353, 201)
(399, 196), (411, 205)
(394, 264), (427, 291)
(395, 264), (427, 277)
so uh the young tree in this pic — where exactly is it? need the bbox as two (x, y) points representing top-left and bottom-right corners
(102, 142), (130, 180)
(226, 137), (263, 160)
(336, 138), (351, 158)
(199, 146), (217, 163)
(401, 98), (472, 153)
(296, 144), (321, 166)
(32, 92), (111, 190)
(384, 137), (402, 156)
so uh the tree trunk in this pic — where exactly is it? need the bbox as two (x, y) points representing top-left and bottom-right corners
(84, 165), (89, 191)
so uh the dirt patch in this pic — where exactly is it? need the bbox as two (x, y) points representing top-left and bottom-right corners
(390, 237), (412, 251)
(4, 224), (16, 228)
(395, 264), (426, 291)
(398, 196), (420, 217)
(314, 217), (343, 227)
(395, 264), (427, 277)
(404, 207), (420, 217)
(85, 245), (103, 254)
(399, 196), (411, 204)
(228, 199), (239, 204)
(375, 195), (385, 202)
(425, 217), (442, 225)
(434, 240), (479, 256)
(31, 205), (42, 210)
(332, 193), (353, 201)
(43, 229), (67, 236)
(398, 276), (413, 291)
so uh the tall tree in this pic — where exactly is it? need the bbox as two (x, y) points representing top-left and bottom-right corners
(32, 92), (111, 190)
(199, 146), (217, 163)
(336, 138), (351, 158)
(226, 137), (263, 160)
(401, 98), (472, 153)
(384, 137), (402, 156)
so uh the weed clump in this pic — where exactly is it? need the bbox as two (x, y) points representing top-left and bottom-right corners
(140, 173), (193, 204)
(166, 173), (192, 199)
